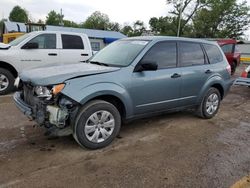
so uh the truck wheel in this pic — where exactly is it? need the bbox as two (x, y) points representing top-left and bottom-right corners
(0, 68), (15, 95)
(196, 87), (221, 119)
(73, 100), (121, 149)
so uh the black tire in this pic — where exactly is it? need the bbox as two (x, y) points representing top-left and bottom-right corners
(73, 100), (121, 149)
(231, 62), (237, 75)
(196, 87), (221, 119)
(0, 68), (15, 95)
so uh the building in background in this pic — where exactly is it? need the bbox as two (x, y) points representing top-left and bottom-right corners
(1, 21), (126, 51)
(237, 41), (250, 63)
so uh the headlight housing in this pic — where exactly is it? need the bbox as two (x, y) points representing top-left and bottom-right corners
(34, 84), (65, 99)
(34, 86), (52, 98)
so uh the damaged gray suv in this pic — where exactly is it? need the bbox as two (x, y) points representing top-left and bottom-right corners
(14, 36), (232, 149)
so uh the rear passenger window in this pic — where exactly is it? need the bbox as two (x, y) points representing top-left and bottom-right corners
(203, 44), (223, 64)
(141, 42), (177, 69)
(62, 34), (84, 49)
(179, 42), (205, 66)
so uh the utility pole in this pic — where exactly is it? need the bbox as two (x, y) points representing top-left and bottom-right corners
(177, 0), (184, 37)
(166, 0), (184, 37)
(59, 8), (64, 26)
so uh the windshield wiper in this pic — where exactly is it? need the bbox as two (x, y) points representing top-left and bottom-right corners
(89, 61), (109, 67)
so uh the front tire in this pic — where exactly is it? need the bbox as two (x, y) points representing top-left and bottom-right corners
(73, 100), (121, 149)
(197, 87), (221, 119)
(0, 68), (15, 95)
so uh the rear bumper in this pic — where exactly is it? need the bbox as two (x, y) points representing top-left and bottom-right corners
(13, 92), (33, 119)
(234, 77), (250, 86)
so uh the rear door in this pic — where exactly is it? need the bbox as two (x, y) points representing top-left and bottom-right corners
(18, 33), (59, 70)
(178, 41), (211, 106)
(59, 34), (91, 65)
(131, 41), (182, 114)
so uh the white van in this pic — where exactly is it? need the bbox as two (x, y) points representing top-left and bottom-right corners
(0, 31), (92, 94)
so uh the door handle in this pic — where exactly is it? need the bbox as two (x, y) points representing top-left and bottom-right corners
(81, 53), (89, 56)
(48, 53), (57, 56)
(171, 73), (181, 78)
(205, 69), (212, 74)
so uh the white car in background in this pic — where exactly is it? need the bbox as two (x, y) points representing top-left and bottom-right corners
(0, 31), (92, 95)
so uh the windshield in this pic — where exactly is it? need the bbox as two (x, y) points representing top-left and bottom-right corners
(9, 33), (32, 46)
(90, 40), (149, 67)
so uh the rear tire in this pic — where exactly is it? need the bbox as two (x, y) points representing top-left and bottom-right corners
(196, 87), (221, 119)
(0, 68), (15, 95)
(73, 100), (121, 149)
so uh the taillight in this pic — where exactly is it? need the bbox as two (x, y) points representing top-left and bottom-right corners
(226, 65), (231, 75)
(241, 71), (248, 78)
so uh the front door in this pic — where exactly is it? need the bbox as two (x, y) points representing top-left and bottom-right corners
(18, 33), (59, 70)
(130, 41), (182, 115)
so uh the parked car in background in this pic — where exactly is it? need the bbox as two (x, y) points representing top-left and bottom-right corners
(216, 39), (241, 75)
(14, 36), (232, 149)
(0, 31), (92, 95)
(234, 65), (250, 86)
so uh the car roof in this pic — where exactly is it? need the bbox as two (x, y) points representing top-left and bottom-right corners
(206, 38), (237, 45)
(121, 36), (217, 45)
(29, 30), (88, 37)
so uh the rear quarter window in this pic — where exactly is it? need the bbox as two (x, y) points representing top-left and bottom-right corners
(203, 44), (223, 64)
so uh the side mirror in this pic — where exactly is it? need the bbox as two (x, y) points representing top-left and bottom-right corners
(134, 61), (158, 72)
(22, 42), (39, 49)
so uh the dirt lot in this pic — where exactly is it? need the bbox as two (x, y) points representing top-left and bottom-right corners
(0, 65), (250, 188)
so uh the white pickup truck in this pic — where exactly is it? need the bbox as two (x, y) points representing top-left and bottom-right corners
(0, 31), (93, 94)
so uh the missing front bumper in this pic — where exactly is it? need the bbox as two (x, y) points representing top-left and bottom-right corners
(13, 92), (33, 119)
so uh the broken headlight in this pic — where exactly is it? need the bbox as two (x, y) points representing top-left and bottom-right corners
(34, 86), (52, 98)
(34, 84), (65, 99)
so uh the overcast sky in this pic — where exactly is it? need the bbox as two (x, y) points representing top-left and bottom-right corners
(0, 0), (250, 36)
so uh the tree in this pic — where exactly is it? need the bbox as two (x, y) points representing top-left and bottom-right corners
(193, 0), (250, 38)
(46, 10), (64, 26)
(121, 25), (133, 36)
(120, 21), (146, 36)
(63, 20), (80, 28)
(149, 0), (250, 38)
(9, 6), (28, 23)
(149, 0), (205, 36)
(83, 11), (110, 30)
(131, 20), (146, 36)
(108, 22), (121, 31)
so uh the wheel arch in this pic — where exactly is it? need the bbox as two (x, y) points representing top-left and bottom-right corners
(0, 61), (18, 78)
(197, 76), (226, 104)
(89, 94), (127, 120)
(210, 83), (224, 100)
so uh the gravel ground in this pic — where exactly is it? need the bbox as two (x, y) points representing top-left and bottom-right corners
(0, 64), (250, 188)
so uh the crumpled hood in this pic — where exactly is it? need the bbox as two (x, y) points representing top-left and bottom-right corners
(0, 43), (10, 49)
(20, 63), (120, 86)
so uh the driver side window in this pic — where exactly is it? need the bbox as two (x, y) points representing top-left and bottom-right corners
(141, 41), (177, 69)
(25, 34), (56, 49)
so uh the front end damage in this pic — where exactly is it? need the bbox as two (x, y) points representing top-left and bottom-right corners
(13, 82), (79, 136)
